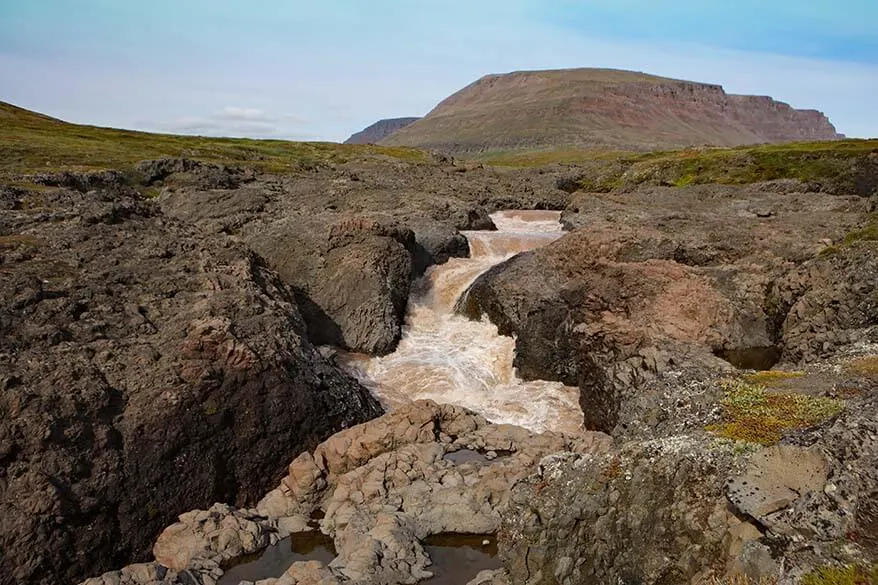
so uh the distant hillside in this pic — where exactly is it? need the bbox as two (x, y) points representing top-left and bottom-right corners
(0, 101), (427, 177)
(380, 68), (844, 154)
(345, 117), (421, 144)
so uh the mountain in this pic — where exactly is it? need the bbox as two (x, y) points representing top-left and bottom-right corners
(380, 68), (844, 154)
(345, 117), (421, 144)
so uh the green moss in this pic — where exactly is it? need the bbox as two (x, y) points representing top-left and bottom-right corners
(845, 356), (878, 380)
(741, 370), (805, 387)
(841, 223), (878, 246)
(706, 379), (843, 445)
(203, 399), (219, 417)
(801, 564), (877, 585)
(140, 186), (162, 200)
(673, 173), (696, 187)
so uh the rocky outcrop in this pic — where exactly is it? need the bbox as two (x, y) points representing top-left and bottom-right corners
(81, 401), (612, 585)
(502, 390), (877, 584)
(0, 183), (382, 584)
(155, 157), (561, 355)
(344, 117), (421, 145)
(81, 387), (878, 585)
(767, 242), (878, 363)
(460, 184), (872, 433)
(382, 68), (843, 154)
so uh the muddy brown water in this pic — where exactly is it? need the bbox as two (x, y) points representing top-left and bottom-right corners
(443, 449), (511, 465)
(341, 210), (583, 434)
(422, 533), (501, 584)
(217, 530), (336, 585)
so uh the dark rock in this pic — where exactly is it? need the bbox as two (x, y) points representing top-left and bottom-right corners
(136, 158), (249, 190)
(30, 170), (130, 192)
(460, 185), (869, 434)
(768, 242), (878, 363)
(0, 186), (382, 584)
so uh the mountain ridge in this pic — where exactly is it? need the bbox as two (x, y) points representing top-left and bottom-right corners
(379, 68), (844, 154)
(345, 117), (421, 144)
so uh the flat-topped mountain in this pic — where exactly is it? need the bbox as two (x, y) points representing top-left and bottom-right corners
(345, 116), (420, 144)
(380, 68), (844, 154)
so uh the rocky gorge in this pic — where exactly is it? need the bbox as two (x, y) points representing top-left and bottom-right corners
(1, 128), (877, 584)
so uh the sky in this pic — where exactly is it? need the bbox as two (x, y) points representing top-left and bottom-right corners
(0, 1), (876, 141)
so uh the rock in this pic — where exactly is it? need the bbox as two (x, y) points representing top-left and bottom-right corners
(500, 435), (741, 584)
(0, 186), (381, 584)
(768, 242), (878, 363)
(156, 159), (562, 356)
(726, 445), (829, 525)
(460, 184), (870, 435)
(136, 158), (247, 190)
(277, 561), (340, 585)
(153, 523), (207, 571)
(500, 391), (877, 585)
(152, 504), (273, 570)
(466, 569), (511, 585)
(80, 401), (611, 585)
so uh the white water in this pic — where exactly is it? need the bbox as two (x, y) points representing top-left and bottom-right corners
(341, 210), (583, 434)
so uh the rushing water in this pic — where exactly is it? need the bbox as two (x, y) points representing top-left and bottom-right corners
(342, 210), (583, 434)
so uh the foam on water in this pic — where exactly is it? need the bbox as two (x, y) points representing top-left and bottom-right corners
(342, 210), (582, 434)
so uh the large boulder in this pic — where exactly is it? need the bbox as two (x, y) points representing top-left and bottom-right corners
(0, 185), (382, 584)
(458, 230), (766, 432)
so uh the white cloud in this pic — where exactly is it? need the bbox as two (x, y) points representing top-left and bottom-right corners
(150, 107), (312, 138)
(1, 17), (876, 142)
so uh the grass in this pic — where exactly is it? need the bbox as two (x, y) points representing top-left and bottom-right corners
(481, 139), (878, 194)
(477, 148), (629, 168)
(706, 379), (843, 445)
(820, 215), (878, 257)
(741, 370), (805, 388)
(845, 356), (878, 380)
(840, 223), (878, 246)
(704, 576), (777, 585)
(0, 101), (429, 180)
(0, 234), (44, 249)
(801, 564), (878, 585)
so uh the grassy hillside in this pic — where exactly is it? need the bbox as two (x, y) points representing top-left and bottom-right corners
(2, 100), (874, 197)
(482, 140), (878, 195)
(0, 101), (428, 179)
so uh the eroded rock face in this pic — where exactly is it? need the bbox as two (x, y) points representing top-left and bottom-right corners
(81, 401), (612, 585)
(381, 69), (843, 154)
(768, 243), (878, 363)
(461, 184), (872, 433)
(501, 437), (744, 584)
(0, 186), (382, 584)
(501, 391), (878, 585)
(344, 117), (421, 145)
(84, 389), (878, 585)
(727, 446), (829, 527)
(155, 157), (561, 355)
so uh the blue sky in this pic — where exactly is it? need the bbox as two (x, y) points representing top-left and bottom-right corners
(1, 1), (875, 140)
